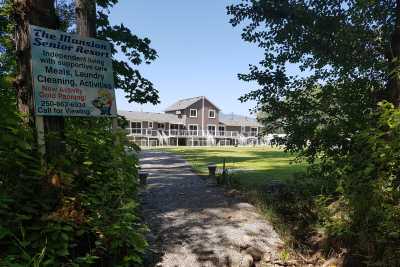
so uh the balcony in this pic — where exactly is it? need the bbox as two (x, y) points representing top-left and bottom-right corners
(126, 128), (258, 138)
(126, 128), (158, 137)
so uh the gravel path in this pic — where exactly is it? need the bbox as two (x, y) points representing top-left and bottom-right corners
(140, 151), (284, 267)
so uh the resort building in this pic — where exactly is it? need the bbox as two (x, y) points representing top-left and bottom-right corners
(119, 96), (266, 147)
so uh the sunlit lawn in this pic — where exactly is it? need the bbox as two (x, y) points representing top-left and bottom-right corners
(157, 147), (306, 188)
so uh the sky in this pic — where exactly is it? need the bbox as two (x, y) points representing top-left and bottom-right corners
(109, 0), (264, 116)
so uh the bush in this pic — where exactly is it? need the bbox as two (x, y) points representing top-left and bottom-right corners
(0, 88), (146, 266)
(313, 101), (400, 265)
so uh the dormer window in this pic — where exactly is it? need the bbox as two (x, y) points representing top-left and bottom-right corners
(209, 109), (216, 118)
(190, 109), (197, 117)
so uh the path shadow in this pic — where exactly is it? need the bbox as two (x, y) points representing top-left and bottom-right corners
(139, 151), (281, 267)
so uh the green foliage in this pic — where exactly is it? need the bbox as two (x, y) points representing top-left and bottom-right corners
(0, 88), (146, 266)
(1, 0), (154, 265)
(96, 0), (160, 105)
(227, 0), (387, 158)
(313, 102), (400, 265)
(63, 117), (147, 265)
(229, 1), (400, 264)
(0, 0), (15, 78)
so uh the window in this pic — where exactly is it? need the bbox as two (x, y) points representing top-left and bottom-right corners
(157, 123), (165, 129)
(189, 125), (198, 130)
(190, 109), (197, 117)
(148, 122), (153, 128)
(251, 127), (258, 136)
(209, 109), (216, 118)
(131, 122), (141, 134)
(218, 126), (225, 136)
(189, 124), (198, 135)
(207, 125), (216, 135)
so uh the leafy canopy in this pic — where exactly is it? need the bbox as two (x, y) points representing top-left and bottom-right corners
(96, 0), (160, 104)
(0, 0), (160, 105)
(228, 1), (400, 264)
(227, 0), (396, 159)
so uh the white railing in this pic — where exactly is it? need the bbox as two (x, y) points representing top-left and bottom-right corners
(167, 129), (200, 136)
(215, 131), (240, 137)
(126, 128), (258, 138)
(167, 129), (241, 137)
(240, 132), (258, 137)
(127, 128), (158, 136)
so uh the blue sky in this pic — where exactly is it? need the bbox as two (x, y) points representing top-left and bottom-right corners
(109, 0), (264, 116)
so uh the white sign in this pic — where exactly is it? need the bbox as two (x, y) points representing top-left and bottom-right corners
(30, 25), (117, 117)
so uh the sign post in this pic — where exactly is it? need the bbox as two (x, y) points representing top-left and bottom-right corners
(35, 115), (46, 156)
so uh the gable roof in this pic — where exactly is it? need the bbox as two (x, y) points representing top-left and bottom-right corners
(118, 110), (186, 124)
(165, 96), (220, 112)
(219, 113), (262, 127)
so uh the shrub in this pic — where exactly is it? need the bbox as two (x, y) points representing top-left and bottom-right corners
(0, 88), (146, 266)
(314, 101), (400, 265)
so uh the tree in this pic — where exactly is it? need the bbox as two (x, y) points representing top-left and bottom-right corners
(227, 0), (397, 158)
(96, 0), (160, 105)
(13, 0), (59, 123)
(4, 0), (160, 155)
(12, 0), (67, 156)
(75, 0), (96, 37)
(228, 1), (400, 264)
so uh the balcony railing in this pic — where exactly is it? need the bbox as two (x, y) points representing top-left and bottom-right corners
(126, 128), (258, 138)
(241, 131), (258, 137)
(126, 128), (158, 136)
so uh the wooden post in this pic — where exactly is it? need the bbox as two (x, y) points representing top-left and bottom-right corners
(35, 115), (46, 157)
(75, 0), (118, 144)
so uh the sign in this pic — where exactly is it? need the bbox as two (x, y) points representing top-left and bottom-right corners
(30, 25), (117, 117)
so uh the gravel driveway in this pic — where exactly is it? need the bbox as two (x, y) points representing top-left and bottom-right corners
(140, 150), (283, 267)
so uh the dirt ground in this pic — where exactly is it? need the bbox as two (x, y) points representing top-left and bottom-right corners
(140, 150), (284, 267)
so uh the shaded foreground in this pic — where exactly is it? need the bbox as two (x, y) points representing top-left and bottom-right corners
(140, 151), (283, 267)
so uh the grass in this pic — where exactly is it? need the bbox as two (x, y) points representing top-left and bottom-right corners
(158, 146), (306, 189)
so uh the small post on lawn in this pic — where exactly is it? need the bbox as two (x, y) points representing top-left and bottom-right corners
(208, 162), (217, 178)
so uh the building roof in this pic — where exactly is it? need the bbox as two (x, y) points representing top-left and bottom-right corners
(165, 96), (220, 112)
(219, 113), (262, 127)
(119, 110), (262, 127)
(118, 110), (186, 124)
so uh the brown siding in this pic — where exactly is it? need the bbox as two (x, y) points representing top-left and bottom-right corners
(182, 98), (219, 131)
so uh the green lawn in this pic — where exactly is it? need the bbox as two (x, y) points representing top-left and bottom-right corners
(158, 147), (306, 188)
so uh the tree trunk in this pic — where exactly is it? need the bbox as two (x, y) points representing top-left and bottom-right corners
(13, 0), (58, 124)
(14, 0), (65, 156)
(388, 0), (400, 107)
(75, 0), (96, 38)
